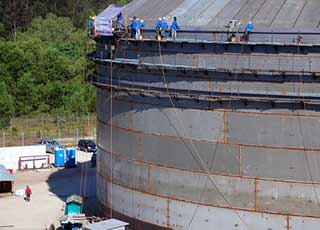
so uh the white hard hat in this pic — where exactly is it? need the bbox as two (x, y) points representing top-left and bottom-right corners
(163, 17), (166, 20)
(159, 18), (162, 20)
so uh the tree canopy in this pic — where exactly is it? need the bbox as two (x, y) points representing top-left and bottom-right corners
(0, 0), (130, 125)
(0, 13), (96, 117)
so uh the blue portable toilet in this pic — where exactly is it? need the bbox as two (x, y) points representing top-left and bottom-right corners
(55, 148), (65, 167)
(65, 148), (76, 168)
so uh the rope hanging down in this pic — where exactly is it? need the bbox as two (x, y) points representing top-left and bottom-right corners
(157, 39), (249, 228)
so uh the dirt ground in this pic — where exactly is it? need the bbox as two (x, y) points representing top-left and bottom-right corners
(0, 150), (96, 230)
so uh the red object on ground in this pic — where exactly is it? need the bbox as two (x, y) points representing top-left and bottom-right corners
(25, 187), (32, 194)
(7, 169), (14, 174)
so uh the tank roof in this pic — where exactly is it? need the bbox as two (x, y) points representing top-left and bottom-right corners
(125, 0), (320, 31)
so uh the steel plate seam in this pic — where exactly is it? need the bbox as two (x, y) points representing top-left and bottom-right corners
(97, 169), (320, 220)
(98, 117), (320, 152)
(97, 144), (320, 187)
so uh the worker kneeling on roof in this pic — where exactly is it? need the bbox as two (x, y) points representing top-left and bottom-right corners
(156, 18), (162, 40)
(136, 19), (144, 40)
(161, 17), (168, 38)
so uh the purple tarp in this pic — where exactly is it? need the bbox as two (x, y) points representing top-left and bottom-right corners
(95, 4), (124, 36)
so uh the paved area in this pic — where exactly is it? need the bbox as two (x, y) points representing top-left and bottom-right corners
(0, 150), (96, 230)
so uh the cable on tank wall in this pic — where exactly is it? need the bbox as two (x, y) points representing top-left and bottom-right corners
(157, 39), (249, 228)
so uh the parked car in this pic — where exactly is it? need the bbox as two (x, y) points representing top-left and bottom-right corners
(78, 139), (97, 152)
(37, 139), (64, 153)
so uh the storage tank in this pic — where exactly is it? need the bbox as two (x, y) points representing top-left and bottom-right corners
(88, 1), (320, 229)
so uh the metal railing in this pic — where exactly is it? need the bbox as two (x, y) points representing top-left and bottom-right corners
(105, 28), (320, 44)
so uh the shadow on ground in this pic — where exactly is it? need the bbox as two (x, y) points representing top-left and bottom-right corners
(47, 161), (97, 216)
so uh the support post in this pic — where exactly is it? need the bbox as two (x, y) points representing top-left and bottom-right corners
(21, 132), (24, 146)
(76, 128), (79, 145)
(2, 131), (5, 147)
(58, 129), (61, 143)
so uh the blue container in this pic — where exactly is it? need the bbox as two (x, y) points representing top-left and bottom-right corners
(65, 148), (76, 168)
(55, 148), (65, 167)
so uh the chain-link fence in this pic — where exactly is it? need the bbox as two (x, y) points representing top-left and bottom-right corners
(0, 113), (97, 147)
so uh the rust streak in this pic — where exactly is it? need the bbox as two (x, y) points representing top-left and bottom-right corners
(223, 111), (227, 144)
(147, 165), (152, 192)
(238, 145), (241, 176)
(254, 178), (258, 211)
(130, 106), (134, 130)
(138, 134), (143, 162)
(166, 199), (170, 230)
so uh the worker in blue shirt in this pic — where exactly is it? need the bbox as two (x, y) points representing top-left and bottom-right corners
(244, 21), (253, 41)
(131, 16), (137, 39)
(161, 17), (168, 38)
(156, 18), (162, 30)
(88, 16), (94, 35)
(135, 19), (145, 40)
(116, 12), (123, 30)
(170, 17), (180, 40)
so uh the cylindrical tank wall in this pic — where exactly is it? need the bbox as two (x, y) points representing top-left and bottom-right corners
(96, 88), (320, 229)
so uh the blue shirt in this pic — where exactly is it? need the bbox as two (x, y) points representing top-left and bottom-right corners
(88, 19), (94, 28)
(171, 21), (180, 31)
(156, 20), (162, 30)
(131, 20), (137, 29)
(138, 21), (144, 29)
(246, 23), (253, 32)
(117, 13), (123, 20)
(162, 20), (168, 30)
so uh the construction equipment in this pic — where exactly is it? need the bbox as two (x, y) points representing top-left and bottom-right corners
(59, 195), (86, 230)
(226, 19), (240, 42)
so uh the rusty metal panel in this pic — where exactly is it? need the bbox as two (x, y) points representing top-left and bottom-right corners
(96, 173), (108, 205)
(108, 182), (168, 227)
(257, 180), (320, 217)
(101, 150), (149, 191)
(169, 199), (287, 230)
(227, 112), (320, 149)
(141, 133), (239, 175)
(240, 146), (320, 182)
(290, 216), (320, 229)
(133, 104), (224, 141)
(102, 124), (140, 160)
(150, 166), (254, 209)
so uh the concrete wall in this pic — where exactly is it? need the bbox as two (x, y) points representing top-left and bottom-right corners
(0, 145), (47, 170)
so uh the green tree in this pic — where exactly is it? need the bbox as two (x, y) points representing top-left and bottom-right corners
(0, 81), (14, 117)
